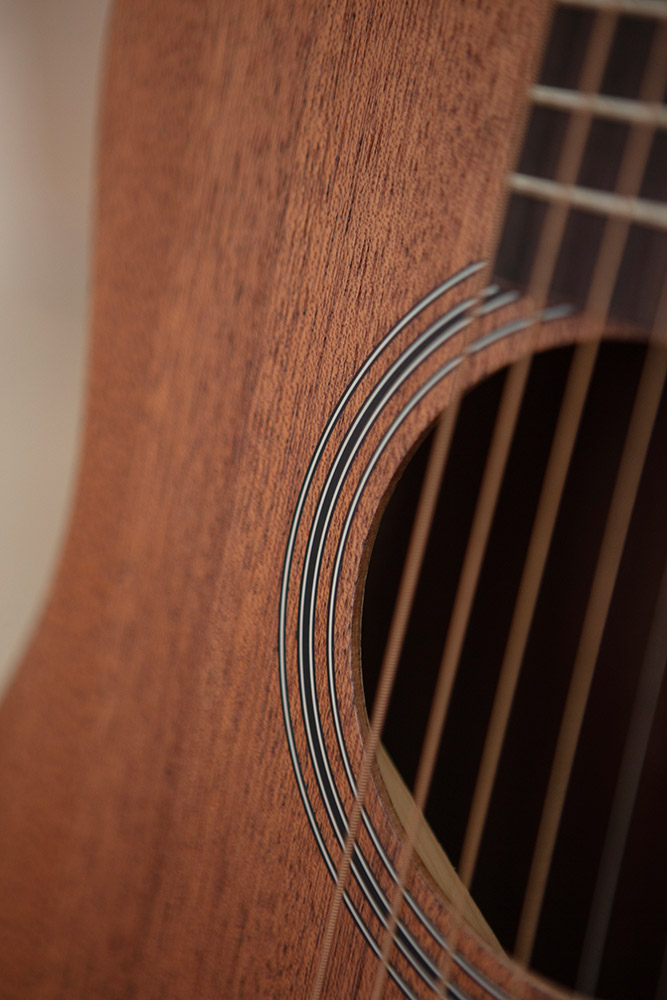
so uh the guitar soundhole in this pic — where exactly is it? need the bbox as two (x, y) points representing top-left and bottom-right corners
(361, 340), (667, 999)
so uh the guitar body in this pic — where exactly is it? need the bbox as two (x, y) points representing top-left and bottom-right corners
(0, 1), (628, 997)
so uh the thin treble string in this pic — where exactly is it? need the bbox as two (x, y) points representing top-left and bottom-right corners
(514, 21), (667, 964)
(576, 330), (667, 993)
(366, 10), (620, 997)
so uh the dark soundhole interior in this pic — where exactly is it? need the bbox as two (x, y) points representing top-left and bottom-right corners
(361, 341), (667, 999)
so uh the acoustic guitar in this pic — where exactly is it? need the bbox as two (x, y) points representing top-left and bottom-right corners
(0, 1), (665, 998)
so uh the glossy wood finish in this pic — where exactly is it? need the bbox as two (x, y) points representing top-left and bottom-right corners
(0, 2), (567, 997)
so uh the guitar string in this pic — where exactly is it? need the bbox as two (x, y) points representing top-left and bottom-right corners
(575, 296), (667, 993)
(514, 19), (667, 964)
(365, 8), (618, 997)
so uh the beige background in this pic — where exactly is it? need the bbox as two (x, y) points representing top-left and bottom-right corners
(0, 0), (110, 694)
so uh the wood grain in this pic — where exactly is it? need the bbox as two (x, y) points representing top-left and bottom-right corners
(0, 2), (584, 997)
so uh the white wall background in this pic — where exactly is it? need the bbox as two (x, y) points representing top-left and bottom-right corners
(0, 0), (110, 694)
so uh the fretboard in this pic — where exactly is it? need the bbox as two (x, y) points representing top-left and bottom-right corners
(494, 0), (667, 332)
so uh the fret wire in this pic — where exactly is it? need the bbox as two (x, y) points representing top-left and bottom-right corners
(559, 0), (667, 21)
(576, 481), (667, 994)
(514, 24), (667, 963)
(530, 84), (667, 128)
(508, 174), (667, 231)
